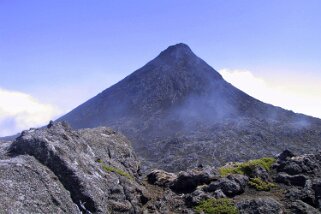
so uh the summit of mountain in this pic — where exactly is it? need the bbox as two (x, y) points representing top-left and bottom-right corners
(59, 43), (321, 172)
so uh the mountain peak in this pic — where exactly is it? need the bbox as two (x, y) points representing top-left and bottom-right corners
(59, 44), (321, 172)
(165, 43), (192, 52)
(158, 43), (195, 60)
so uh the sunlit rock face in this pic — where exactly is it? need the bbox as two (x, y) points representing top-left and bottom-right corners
(4, 122), (147, 213)
(58, 43), (321, 172)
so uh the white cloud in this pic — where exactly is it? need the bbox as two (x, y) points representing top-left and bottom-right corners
(219, 69), (321, 119)
(0, 88), (61, 136)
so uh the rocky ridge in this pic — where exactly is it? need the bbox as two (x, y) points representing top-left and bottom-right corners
(2, 122), (148, 213)
(145, 149), (321, 213)
(1, 122), (321, 213)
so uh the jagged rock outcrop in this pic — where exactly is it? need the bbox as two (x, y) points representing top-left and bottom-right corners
(2, 123), (321, 213)
(289, 200), (320, 214)
(3, 122), (148, 213)
(0, 142), (79, 213)
(57, 43), (321, 172)
(273, 151), (321, 211)
(170, 167), (219, 193)
(147, 170), (177, 187)
(144, 150), (321, 213)
(204, 174), (249, 197)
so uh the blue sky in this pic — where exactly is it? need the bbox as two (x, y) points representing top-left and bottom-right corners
(1, 0), (321, 135)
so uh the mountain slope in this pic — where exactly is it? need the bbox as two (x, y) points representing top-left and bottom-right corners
(59, 43), (321, 172)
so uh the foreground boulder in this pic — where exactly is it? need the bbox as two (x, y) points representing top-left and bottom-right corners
(275, 152), (321, 176)
(170, 166), (218, 193)
(275, 173), (308, 187)
(289, 200), (320, 214)
(205, 174), (248, 197)
(0, 142), (79, 213)
(4, 122), (148, 213)
(147, 169), (177, 187)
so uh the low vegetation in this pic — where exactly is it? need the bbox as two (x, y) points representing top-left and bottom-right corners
(96, 159), (132, 179)
(249, 177), (276, 191)
(195, 198), (238, 214)
(219, 157), (276, 177)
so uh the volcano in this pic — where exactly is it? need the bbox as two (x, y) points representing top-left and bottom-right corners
(59, 43), (321, 172)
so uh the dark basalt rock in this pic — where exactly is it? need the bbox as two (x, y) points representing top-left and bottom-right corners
(276, 153), (321, 176)
(237, 197), (284, 214)
(147, 169), (177, 187)
(170, 166), (218, 193)
(277, 150), (295, 162)
(149, 151), (321, 213)
(2, 122), (321, 214)
(290, 200), (320, 214)
(228, 174), (250, 188)
(184, 189), (212, 206)
(205, 174), (249, 197)
(249, 165), (270, 181)
(275, 172), (308, 187)
(312, 179), (321, 210)
(285, 179), (316, 207)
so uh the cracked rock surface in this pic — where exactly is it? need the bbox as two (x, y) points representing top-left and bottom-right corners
(2, 123), (321, 213)
(0, 142), (79, 214)
(3, 122), (148, 214)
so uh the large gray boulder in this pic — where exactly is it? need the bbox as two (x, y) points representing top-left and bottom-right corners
(275, 172), (308, 187)
(147, 169), (177, 187)
(276, 153), (321, 176)
(5, 122), (148, 213)
(290, 200), (320, 214)
(0, 142), (79, 214)
(205, 174), (249, 197)
(170, 166), (218, 193)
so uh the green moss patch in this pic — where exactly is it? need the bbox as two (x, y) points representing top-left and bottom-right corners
(101, 165), (133, 180)
(195, 198), (238, 214)
(96, 159), (132, 180)
(219, 157), (276, 177)
(249, 177), (276, 191)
